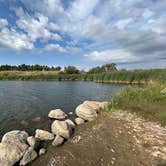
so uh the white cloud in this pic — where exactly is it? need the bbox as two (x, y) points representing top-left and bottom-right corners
(20, 0), (65, 18)
(16, 12), (62, 41)
(0, 0), (165, 68)
(67, 0), (99, 21)
(145, 16), (166, 34)
(115, 18), (133, 30)
(0, 27), (33, 50)
(142, 9), (154, 19)
(84, 49), (139, 63)
(45, 44), (66, 53)
(0, 18), (8, 28)
(48, 22), (60, 31)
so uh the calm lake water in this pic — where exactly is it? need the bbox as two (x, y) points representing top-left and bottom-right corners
(0, 81), (124, 138)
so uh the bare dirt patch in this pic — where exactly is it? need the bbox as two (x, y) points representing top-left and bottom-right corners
(29, 110), (166, 166)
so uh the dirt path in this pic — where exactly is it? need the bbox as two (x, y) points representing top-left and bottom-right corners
(30, 110), (166, 166)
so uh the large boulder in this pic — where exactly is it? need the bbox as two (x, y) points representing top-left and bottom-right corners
(75, 104), (97, 121)
(51, 120), (71, 139)
(0, 143), (23, 166)
(1, 130), (29, 152)
(35, 129), (54, 141)
(83, 101), (108, 110)
(52, 135), (64, 146)
(48, 109), (67, 119)
(20, 147), (37, 165)
(83, 101), (101, 111)
(0, 130), (29, 166)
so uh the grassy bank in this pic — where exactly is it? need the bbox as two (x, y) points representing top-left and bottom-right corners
(0, 69), (165, 84)
(109, 82), (166, 125)
(83, 68), (166, 84)
(0, 71), (60, 80)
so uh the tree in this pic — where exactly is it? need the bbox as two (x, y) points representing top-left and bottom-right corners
(54, 66), (61, 71)
(88, 63), (117, 74)
(64, 66), (80, 74)
(101, 63), (117, 72)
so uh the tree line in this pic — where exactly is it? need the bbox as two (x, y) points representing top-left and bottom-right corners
(0, 64), (61, 71)
(0, 63), (117, 74)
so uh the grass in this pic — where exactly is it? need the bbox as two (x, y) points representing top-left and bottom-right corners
(83, 69), (166, 84)
(109, 82), (166, 125)
(0, 69), (165, 84)
(0, 71), (59, 80)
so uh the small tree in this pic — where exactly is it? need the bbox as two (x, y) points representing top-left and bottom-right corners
(54, 66), (61, 71)
(64, 66), (80, 74)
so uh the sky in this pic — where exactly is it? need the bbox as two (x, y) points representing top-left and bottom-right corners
(0, 0), (166, 70)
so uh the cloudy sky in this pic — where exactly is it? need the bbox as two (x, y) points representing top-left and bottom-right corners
(0, 0), (166, 69)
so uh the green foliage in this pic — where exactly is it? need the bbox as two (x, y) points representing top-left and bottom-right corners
(64, 66), (80, 74)
(110, 82), (166, 125)
(0, 64), (61, 71)
(84, 69), (166, 84)
(88, 63), (117, 74)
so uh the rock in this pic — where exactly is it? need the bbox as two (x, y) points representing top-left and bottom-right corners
(20, 147), (37, 165)
(70, 135), (81, 144)
(39, 148), (46, 156)
(2, 130), (29, 153)
(51, 120), (71, 139)
(27, 136), (36, 148)
(52, 135), (64, 146)
(0, 143), (23, 166)
(83, 101), (101, 111)
(0, 130), (29, 166)
(48, 109), (67, 119)
(65, 119), (76, 129)
(20, 120), (29, 127)
(32, 116), (42, 122)
(75, 104), (97, 121)
(83, 101), (108, 110)
(35, 129), (54, 141)
(75, 117), (85, 125)
(68, 112), (73, 115)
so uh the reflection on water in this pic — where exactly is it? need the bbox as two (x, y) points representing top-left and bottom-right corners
(0, 81), (124, 138)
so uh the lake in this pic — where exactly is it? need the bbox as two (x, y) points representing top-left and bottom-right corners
(0, 81), (124, 138)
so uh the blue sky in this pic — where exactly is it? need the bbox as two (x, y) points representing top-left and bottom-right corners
(0, 0), (166, 70)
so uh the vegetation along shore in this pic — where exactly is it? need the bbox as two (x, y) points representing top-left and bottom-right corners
(0, 64), (165, 84)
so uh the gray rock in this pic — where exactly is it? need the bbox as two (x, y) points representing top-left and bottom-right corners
(75, 104), (97, 121)
(39, 148), (46, 156)
(65, 119), (76, 129)
(83, 101), (108, 111)
(35, 129), (54, 141)
(83, 101), (101, 111)
(20, 147), (37, 165)
(0, 130), (29, 166)
(51, 120), (71, 139)
(75, 117), (85, 125)
(27, 136), (36, 148)
(48, 109), (67, 119)
(0, 143), (23, 166)
(2, 130), (29, 152)
(68, 112), (73, 115)
(52, 135), (64, 146)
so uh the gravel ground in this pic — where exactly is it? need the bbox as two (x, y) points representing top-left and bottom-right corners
(29, 110), (166, 166)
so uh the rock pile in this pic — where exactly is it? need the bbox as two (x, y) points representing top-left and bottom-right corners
(0, 101), (108, 166)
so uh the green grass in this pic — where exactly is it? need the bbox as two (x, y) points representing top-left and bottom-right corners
(109, 82), (166, 125)
(0, 69), (165, 84)
(0, 71), (60, 80)
(83, 68), (166, 84)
